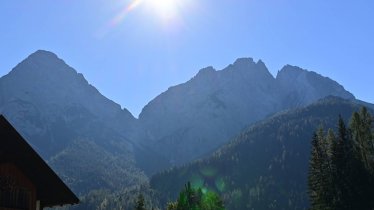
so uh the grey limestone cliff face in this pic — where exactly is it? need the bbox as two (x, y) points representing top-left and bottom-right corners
(0, 50), (145, 194)
(138, 58), (355, 171)
(276, 65), (355, 107)
(0, 50), (136, 155)
(139, 58), (282, 166)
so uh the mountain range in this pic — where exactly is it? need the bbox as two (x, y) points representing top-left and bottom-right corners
(0, 50), (369, 209)
(138, 57), (354, 173)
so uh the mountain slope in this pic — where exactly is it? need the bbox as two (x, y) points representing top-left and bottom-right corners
(0, 50), (146, 195)
(150, 97), (372, 210)
(276, 65), (354, 106)
(138, 58), (355, 172)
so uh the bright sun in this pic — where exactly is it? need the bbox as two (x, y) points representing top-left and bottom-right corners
(108, 0), (186, 29)
(146, 0), (179, 20)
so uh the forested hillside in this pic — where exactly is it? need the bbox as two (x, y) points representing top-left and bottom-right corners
(151, 97), (373, 210)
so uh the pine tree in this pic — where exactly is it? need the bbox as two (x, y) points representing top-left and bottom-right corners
(350, 107), (373, 171)
(134, 194), (146, 210)
(331, 116), (351, 209)
(308, 131), (326, 210)
(308, 108), (374, 210)
(324, 129), (337, 210)
(349, 108), (374, 209)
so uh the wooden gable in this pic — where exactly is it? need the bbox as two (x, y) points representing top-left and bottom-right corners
(0, 115), (79, 209)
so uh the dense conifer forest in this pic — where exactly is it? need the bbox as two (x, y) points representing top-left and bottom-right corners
(308, 107), (374, 210)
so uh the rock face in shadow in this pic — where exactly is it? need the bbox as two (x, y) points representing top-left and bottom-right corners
(0, 50), (146, 194)
(0, 50), (357, 194)
(138, 58), (354, 171)
(276, 65), (354, 107)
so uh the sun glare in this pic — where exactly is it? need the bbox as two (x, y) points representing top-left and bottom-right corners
(147, 0), (179, 20)
(106, 0), (188, 32)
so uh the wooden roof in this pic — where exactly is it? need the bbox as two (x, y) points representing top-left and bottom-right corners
(0, 115), (79, 208)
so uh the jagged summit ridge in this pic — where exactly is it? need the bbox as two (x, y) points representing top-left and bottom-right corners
(197, 66), (215, 74)
(233, 57), (255, 66)
(192, 57), (274, 86)
(138, 57), (356, 171)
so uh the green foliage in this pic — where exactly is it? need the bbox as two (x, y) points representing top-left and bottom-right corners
(200, 191), (225, 210)
(166, 182), (225, 210)
(350, 107), (374, 171)
(308, 107), (374, 210)
(166, 201), (178, 210)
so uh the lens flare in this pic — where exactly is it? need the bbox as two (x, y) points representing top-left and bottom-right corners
(215, 176), (226, 192)
(200, 166), (217, 177)
(97, 0), (191, 38)
(109, 0), (144, 27)
(190, 173), (204, 188)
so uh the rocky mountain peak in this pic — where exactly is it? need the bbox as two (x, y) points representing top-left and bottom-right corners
(5, 50), (82, 89)
(230, 57), (269, 71)
(276, 64), (308, 81)
(256, 59), (267, 68)
(195, 66), (216, 78)
(29, 49), (60, 60)
(0, 50), (135, 127)
(13, 50), (73, 75)
(229, 58), (275, 84)
(233, 57), (255, 67)
(193, 58), (274, 84)
(276, 64), (355, 106)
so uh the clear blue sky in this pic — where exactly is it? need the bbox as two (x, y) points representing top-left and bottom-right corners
(0, 0), (373, 117)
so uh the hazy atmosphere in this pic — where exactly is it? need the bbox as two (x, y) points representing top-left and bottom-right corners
(1, 1), (374, 210)
(1, 0), (373, 117)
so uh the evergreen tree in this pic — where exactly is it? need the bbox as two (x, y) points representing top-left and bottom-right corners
(308, 107), (374, 210)
(331, 116), (351, 210)
(324, 129), (337, 210)
(166, 182), (225, 210)
(309, 127), (343, 210)
(134, 194), (146, 210)
(350, 107), (373, 171)
(308, 131), (325, 210)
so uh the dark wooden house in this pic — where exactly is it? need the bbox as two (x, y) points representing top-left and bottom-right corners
(0, 115), (79, 210)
